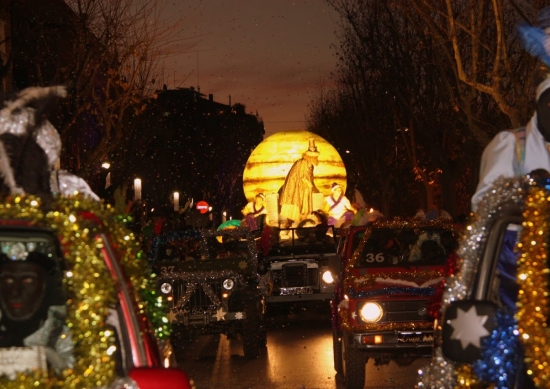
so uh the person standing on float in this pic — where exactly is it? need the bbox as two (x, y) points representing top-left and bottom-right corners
(325, 183), (357, 227)
(278, 138), (320, 227)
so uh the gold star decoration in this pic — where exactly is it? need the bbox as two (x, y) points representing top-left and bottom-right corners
(168, 310), (178, 323)
(213, 307), (226, 321)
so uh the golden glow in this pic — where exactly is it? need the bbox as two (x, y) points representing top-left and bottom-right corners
(359, 302), (383, 322)
(322, 270), (334, 284)
(243, 131), (347, 202)
(513, 186), (550, 388)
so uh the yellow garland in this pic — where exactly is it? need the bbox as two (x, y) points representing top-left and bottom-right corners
(516, 186), (550, 387)
(345, 219), (459, 292)
(455, 364), (493, 388)
(0, 195), (169, 388)
(339, 219), (455, 335)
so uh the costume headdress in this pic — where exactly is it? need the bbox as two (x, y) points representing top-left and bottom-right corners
(0, 86), (66, 197)
(305, 137), (320, 157)
(331, 182), (341, 193)
(517, 7), (550, 100)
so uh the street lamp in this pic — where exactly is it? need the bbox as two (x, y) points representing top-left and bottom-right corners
(173, 191), (179, 212)
(134, 178), (142, 201)
(101, 162), (111, 189)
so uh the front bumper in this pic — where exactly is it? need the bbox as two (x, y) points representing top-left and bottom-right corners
(266, 291), (333, 302)
(351, 330), (434, 352)
(169, 308), (246, 326)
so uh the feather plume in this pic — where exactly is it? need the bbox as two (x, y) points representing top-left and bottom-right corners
(517, 23), (550, 68)
(2, 86), (67, 116)
(0, 141), (24, 195)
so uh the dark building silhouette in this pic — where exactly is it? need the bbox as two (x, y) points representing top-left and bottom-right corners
(0, 1), (265, 223)
(116, 86), (265, 223)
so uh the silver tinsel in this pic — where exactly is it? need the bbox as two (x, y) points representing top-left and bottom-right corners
(157, 228), (259, 308)
(416, 176), (525, 388)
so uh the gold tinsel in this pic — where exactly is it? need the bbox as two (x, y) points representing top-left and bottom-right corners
(0, 195), (169, 388)
(345, 219), (459, 292)
(339, 219), (455, 334)
(455, 364), (493, 388)
(516, 186), (550, 388)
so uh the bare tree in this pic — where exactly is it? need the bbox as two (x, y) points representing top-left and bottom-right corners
(55, 0), (196, 182)
(309, 0), (483, 215)
(403, 0), (544, 145)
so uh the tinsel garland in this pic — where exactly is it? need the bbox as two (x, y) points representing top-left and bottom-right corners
(339, 219), (459, 337)
(515, 184), (550, 387)
(417, 176), (526, 388)
(156, 228), (259, 308)
(472, 311), (520, 389)
(345, 219), (460, 294)
(0, 195), (171, 388)
(352, 269), (445, 288)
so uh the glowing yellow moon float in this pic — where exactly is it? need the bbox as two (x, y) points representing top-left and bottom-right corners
(243, 131), (347, 202)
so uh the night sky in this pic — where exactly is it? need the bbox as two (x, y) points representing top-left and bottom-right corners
(161, 1), (339, 136)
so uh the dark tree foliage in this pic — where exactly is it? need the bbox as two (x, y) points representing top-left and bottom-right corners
(309, 0), (541, 216)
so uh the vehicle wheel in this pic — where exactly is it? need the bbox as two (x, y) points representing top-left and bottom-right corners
(342, 332), (366, 389)
(169, 324), (188, 364)
(259, 322), (267, 348)
(242, 300), (261, 359)
(333, 329), (343, 374)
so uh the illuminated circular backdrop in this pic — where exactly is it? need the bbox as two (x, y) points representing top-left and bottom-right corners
(243, 131), (347, 202)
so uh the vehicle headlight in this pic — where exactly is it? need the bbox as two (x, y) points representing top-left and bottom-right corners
(322, 270), (334, 284)
(359, 302), (383, 323)
(223, 278), (235, 290)
(160, 282), (172, 294)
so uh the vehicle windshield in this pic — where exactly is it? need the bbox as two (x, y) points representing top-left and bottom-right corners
(203, 235), (252, 259)
(355, 227), (457, 268)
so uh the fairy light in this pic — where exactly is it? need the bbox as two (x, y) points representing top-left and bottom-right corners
(0, 195), (171, 388)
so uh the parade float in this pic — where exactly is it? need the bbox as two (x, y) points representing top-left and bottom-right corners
(241, 131), (348, 306)
(242, 130), (347, 227)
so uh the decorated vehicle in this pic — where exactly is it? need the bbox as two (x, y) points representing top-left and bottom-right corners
(152, 228), (266, 359)
(332, 219), (459, 389)
(417, 172), (550, 388)
(0, 196), (192, 389)
(261, 225), (339, 304)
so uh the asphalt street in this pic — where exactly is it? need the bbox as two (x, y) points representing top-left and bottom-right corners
(175, 302), (425, 389)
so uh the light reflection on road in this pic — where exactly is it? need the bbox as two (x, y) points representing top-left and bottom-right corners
(176, 305), (426, 388)
(266, 324), (335, 388)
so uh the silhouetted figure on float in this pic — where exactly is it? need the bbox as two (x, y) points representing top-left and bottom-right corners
(278, 138), (320, 227)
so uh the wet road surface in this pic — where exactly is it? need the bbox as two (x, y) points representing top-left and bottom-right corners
(174, 302), (426, 389)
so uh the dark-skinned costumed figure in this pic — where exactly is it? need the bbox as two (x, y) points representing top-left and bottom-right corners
(278, 137), (320, 227)
(0, 86), (99, 374)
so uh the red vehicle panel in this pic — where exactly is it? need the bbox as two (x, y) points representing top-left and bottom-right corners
(0, 196), (193, 389)
(331, 219), (460, 389)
